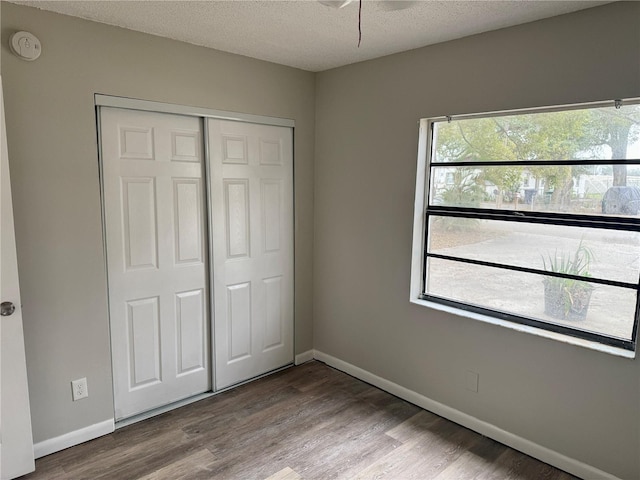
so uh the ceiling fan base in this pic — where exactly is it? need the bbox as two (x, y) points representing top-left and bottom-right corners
(318, 0), (354, 9)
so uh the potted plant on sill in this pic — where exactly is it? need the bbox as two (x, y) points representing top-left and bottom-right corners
(541, 240), (594, 321)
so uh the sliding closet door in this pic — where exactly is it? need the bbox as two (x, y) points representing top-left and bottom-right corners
(101, 108), (210, 420)
(208, 119), (293, 390)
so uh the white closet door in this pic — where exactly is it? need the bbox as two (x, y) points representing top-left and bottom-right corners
(208, 119), (293, 390)
(0, 76), (35, 480)
(101, 108), (210, 420)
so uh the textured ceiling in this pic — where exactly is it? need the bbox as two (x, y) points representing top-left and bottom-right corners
(9, 0), (612, 72)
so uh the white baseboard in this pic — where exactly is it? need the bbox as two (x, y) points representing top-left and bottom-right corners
(294, 350), (314, 365)
(34, 419), (114, 459)
(313, 350), (620, 480)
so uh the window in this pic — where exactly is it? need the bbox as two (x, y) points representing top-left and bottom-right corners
(411, 100), (640, 353)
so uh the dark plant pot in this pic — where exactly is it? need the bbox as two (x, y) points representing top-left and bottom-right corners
(543, 280), (593, 321)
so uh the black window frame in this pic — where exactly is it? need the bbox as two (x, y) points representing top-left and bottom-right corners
(419, 100), (640, 352)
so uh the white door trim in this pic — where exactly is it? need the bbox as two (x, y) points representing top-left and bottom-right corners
(95, 94), (295, 128)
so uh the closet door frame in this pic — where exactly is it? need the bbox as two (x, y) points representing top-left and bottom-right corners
(95, 94), (295, 414)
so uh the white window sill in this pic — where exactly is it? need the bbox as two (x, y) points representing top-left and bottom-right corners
(411, 298), (636, 359)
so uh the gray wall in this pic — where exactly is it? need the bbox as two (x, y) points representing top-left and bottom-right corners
(314, 3), (639, 479)
(1, 2), (315, 443)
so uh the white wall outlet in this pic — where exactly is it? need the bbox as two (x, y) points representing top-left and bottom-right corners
(71, 377), (89, 401)
(466, 371), (479, 393)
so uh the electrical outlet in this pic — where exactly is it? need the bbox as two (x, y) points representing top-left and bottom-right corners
(71, 378), (89, 401)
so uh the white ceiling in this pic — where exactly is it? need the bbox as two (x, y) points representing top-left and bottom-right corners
(9, 0), (612, 72)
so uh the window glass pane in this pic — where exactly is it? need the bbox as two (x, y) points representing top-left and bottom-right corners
(433, 104), (640, 163)
(427, 216), (640, 285)
(425, 258), (636, 341)
(429, 164), (640, 217)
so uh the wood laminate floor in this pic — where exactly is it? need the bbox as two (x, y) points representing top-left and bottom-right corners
(21, 361), (578, 480)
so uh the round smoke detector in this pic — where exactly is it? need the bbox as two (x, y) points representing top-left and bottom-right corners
(10, 31), (42, 61)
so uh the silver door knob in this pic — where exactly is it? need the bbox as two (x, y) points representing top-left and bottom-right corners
(1, 302), (16, 316)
